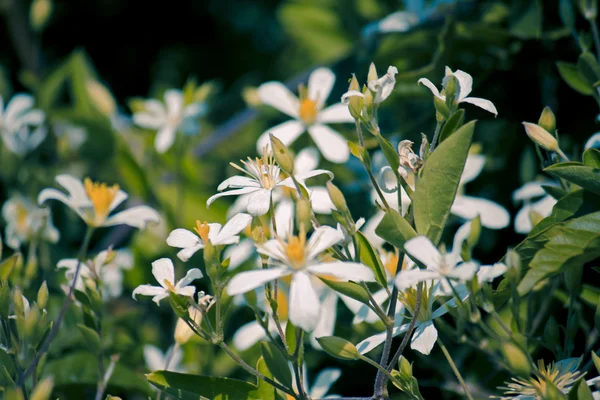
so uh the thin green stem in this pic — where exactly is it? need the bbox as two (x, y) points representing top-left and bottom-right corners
(365, 165), (390, 210)
(429, 121), (444, 152)
(355, 120), (365, 147)
(437, 337), (473, 400)
(269, 195), (278, 237)
(555, 147), (570, 162)
(358, 354), (402, 388)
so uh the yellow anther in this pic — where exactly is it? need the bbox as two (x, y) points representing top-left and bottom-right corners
(299, 98), (318, 125)
(399, 287), (431, 322)
(84, 178), (120, 224)
(16, 203), (28, 232)
(384, 253), (399, 276)
(284, 227), (307, 270)
(194, 221), (211, 243)
(163, 279), (176, 292)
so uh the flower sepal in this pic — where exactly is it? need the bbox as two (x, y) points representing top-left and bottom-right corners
(169, 291), (191, 319)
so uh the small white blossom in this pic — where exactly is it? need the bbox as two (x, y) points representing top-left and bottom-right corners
(2, 194), (59, 250)
(0, 94), (46, 155)
(132, 258), (202, 305)
(513, 181), (557, 234)
(144, 344), (183, 372)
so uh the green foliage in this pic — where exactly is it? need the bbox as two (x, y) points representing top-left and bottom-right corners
(545, 162), (600, 196)
(375, 209), (417, 249)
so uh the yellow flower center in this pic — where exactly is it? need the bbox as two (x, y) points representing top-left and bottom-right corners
(384, 253), (399, 276)
(276, 289), (289, 321)
(163, 279), (176, 292)
(399, 286), (432, 322)
(231, 147), (279, 190)
(299, 98), (318, 125)
(84, 178), (120, 225)
(194, 221), (211, 243)
(16, 203), (29, 233)
(285, 236), (306, 270)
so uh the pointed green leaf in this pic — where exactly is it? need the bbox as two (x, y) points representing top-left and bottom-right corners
(76, 324), (101, 354)
(545, 162), (600, 195)
(319, 278), (370, 305)
(375, 209), (418, 249)
(439, 109), (465, 143)
(260, 342), (292, 389)
(249, 357), (275, 400)
(578, 52), (600, 86)
(356, 231), (388, 287)
(568, 378), (594, 400)
(557, 62), (593, 95)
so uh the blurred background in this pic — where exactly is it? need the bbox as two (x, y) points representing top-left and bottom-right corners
(1, 0), (598, 398)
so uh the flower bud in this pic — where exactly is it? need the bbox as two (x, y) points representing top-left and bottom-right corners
(537, 107), (556, 133)
(174, 306), (203, 344)
(103, 248), (117, 265)
(363, 87), (374, 109)
(13, 287), (25, 317)
(522, 122), (559, 151)
(316, 336), (359, 360)
(346, 75), (363, 119)
(242, 86), (261, 107)
(29, 0), (53, 32)
(501, 342), (532, 377)
(0, 281), (10, 319)
(296, 197), (312, 231)
(580, 0), (598, 20)
(443, 74), (460, 107)
(505, 250), (521, 284)
(398, 356), (413, 378)
(269, 134), (295, 174)
(326, 182), (348, 213)
(30, 377), (54, 400)
(367, 62), (378, 82)
(86, 80), (116, 117)
(37, 281), (48, 309)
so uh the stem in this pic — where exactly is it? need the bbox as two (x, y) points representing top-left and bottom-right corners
(355, 120), (365, 147)
(373, 285), (399, 398)
(269, 195), (278, 237)
(437, 337), (473, 400)
(94, 325), (106, 400)
(366, 167), (390, 210)
(1, 320), (27, 397)
(429, 121), (444, 152)
(19, 227), (94, 385)
(358, 354), (402, 387)
(555, 148), (570, 162)
(386, 284), (423, 373)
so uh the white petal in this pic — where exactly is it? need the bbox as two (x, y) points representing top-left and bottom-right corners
(133, 285), (167, 303)
(307, 261), (375, 282)
(448, 262), (477, 282)
(477, 263), (507, 283)
(5, 94), (34, 127)
(56, 174), (88, 204)
(404, 236), (441, 270)
(306, 226), (344, 260)
(257, 240), (287, 261)
(340, 90), (364, 105)
(288, 168), (334, 184)
(217, 176), (260, 191)
(227, 268), (290, 295)
(585, 132), (600, 149)
(164, 90), (184, 117)
(294, 147), (320, 174)
(410, 321), (437, 355)
(246, 189), (271, 216)
(368, 66), (398, 103)
(274, 200), (294, 237)
(317, 103), (355, 124)
(108, 190), (129, 212)
(461, 154), (485, 185)
(213, 213), (252, 245)
(451, 219), (472, 262)
(176, 268), (203, 289)
(395, 269), (441, 291)
(532, 195), (557, 216)
(56, 259), (79, 272)
(451, 196), (510, 229)
(233, 321), (267, 351)
(104, 206), (160, 229)
(310, 368), (342, 399)
(417, 78), (443, 99)
(176, 245), (204, 262)
(309, 187), (335, 214)
(515, 205), (534, 234)
(377, 11), (418, 33)
(226, 193), (253, 218)
(311, 292), (338, 348)
(256, 120), (305, 153)
(144, 345), (166, 371)
(356, 325), (407, 355)
(207, 187), (260, 208)
(512, 182), (546, 202)
(151, 258), (175, 288)
(133, 111), (165, 129)
(362, 212), (385, 249)
(154, 125), (176, 153)
(308, 68), (335, 109)
(258, 81), (300, 118)
(307, 124), (349, 163)
(452, 69), (473, 101)
(167, 229), (202, 249)
(461, 97), (498, 116)
(38, 188), (73, 208)
(289, 271), (321, 332)
(224, 239), (256, 270)
(176, 285), (196, 298)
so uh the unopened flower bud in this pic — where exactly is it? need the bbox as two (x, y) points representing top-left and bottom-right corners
(296, 198), (312, 231)
(103, 248), (117, 265)
(30, 377), (54, 400)
(363, 87), (374, 109)
(442, 74), (460, 107)
(580, 0), (598, 20)
(174, 306), (203, 344)
(368, 62), (378, 82)
(505, 250), (521, 284)
(538, 107), (556, 133)
(30, 0), (52, 32)
(13, 287), (25, 317)
(398, 356), (413, 378)
(522, 122), (559, 151)
(327, 182), (348, 213)
(86, 80), (116, 117)
(269, 134), (295, 174)
(345, 74), (363, 119)
(37, 281), (48, 309)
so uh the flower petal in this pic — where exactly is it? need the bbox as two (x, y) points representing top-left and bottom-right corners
(308, 187), (335, 214)
(452, 69), (473, 101)
(144, 345), (166, 371)
(310, 368), (342, 399)
(274, 200), (294, 237)
(410, 321), (437, 355)
(294, 147), (320, 174)
(311, 291), (338, 349)
(257, 240), (287, 261)
(38, 188), (73, 208)
(512, 182), (546, 202)
(213, 213), (252, 245)
(317, 103), (354, 124)
(133, 285), (166, 303)
(164, 90), (184, 118)
(207, 187), (260, 208)
(340, 90), (364, 105)
(448, 262), (478, 282)
(256, 120), (305, 153)
(477, 263), (507, 283)
(307, 124), (349, 163)
(461, 154), (485, 185)
(461, 96), (498, 116)
(403, 236), (441, 270)
(585, 132), (600, 149)
(233, 320), (267, 351)
(167, 229), (202, 249)
(133, 111), (165, 129)
(308, 67), (335, 109)
(154, 124), (176, 153)
(227, 268), (290, 295)
(289, 271), (321, 332)
(104, 206), (160, 229)
(417, 78), (443, 99)
(5, 94), (34, 127)
(395, 268), (441, 291)
(176, 268), (203, 289)
(224, 239), (256, 270)
(306, 226), (344, 260)
(56, 174), (88, 204)
(258, 81), (300, 118)
(451, 195), (510, 229)
(151, 258), (175, 288)
(246, 189), (271, 216)
(217, 176), (260, 191)
(307, 261), (375, 282)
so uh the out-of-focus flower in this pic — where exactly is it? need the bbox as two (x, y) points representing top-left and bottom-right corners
(418, 67), (498, 116)
(513, 181), (557, 234)
(57, 249), (133, 300)
(256, 68), (354, 163)
(132, 258), (202, 305)
(2, 194), (59, 250)
(290, 366), (342, 399)
(144, 344), (183, 372)
(207, 148), (332, 216)
(368, 65), (399, 104)
(226, 226), (375, 331)
(166, 213), (252, 262)
(585, 132), (600, 149)
(38, 174), (160, 229)
(0, 94), (46, 155)
(52, 120), (87, 151)
(174, 306), (204, 344)
(133, 89), (206, 153)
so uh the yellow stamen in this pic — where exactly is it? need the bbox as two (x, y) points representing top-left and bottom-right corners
(164, 279), (176, 292)
(284, 227), (307, 270)
(299, 98), (318, 125)
(276, 289), (289, 321)
(399, 286), (431, 322)
(194, 221), (211, 243)
(384, 252), (399, 276)
(16, 203), (29, 233)
(84, 178), (120, 225)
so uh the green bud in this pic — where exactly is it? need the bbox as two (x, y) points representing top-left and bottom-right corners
(37, 281), (48, 309)
(433, 96), (449, 120)
(24, 253), (38, 282)
(0, 253), (19, 281)
(501, 342), (532, 377)
(347, 74), (363, 120)
(367, 62), (378, 82)
(363, 87), (374, 109)
(13, 287), (24, 317)
(296, 198), (312, 231)
(442, 74), (460, 108)
(326, 182), (348, 213)
(0, 282), (10, 318)
(25, 305), (40, 338)
(269, 134), (295, 174)
(398, 356), (413, 378)
(29, 0), (53, 32)
(316, 336), (359, 360)
(30, 377), (54, 400)
(579, 0), (598, 20)
(505, 250), (521, 283)
(522, 122), (559, 151)
(564, 264), (583, 293)
(543, 317), (561, 354)
(538, 107), (556, 133)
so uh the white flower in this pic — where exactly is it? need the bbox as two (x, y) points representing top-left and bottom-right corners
(2, 195), (59, 250)
(256, 67), (355, 163)
(226, 226), (375, 331)
(397, 222), (477, 295)
(362, 11), (419, 36)
(174, 306), (204, 345)
(341, 65), (398, 106)
(52, 120), (87, 151)
(513, 181), (557, 234)
(57, 249), (133, 300)
(132, 258), (203, 305)
(418, 67), (498, 116)
(585, 132), (600, 149)
(38, 174), (160, 229)
(0, 94), (46, 155)
(133, 89), (205, 153)
(207, 148), (333, 216)
(476, 263), (508, 283)
(166, 213), (252, 262)
(357, 280), (467, 355)
(143, 344), (183, 372)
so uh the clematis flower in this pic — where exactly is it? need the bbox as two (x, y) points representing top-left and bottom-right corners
(341, 65), (398, 106)
(357, 280), (467, 355)
(132, 258), (203, 305)
(513, 181), (557, 234)
(207, 148), (332, 216)
(256, 67), (355, 163)
(58, 249), (133, 300)
(2, 194), (59, 250)
(418, 67), (498, 116)
(0, 94), (46, 155)
(144, 344), (183, 373)
(133, 89), (205, 153)
(226, 225), (375, 331)
(166, 213), (252, 262)
(38, 174), (160, 229)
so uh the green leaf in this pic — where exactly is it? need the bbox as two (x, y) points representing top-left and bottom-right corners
(316, 336), (359, 360)
(375, 134), (400, 173)
(260, 342), (292, 389)
(76, 324), (101, 354)
(0, 254), (19, 281)
(356, 231), (388, 287)
(543, 185), (568, 200)
(578, 52), (600, 87)
(249, 357), (275, 400)
(518, 211), (600, 294)
(439, 109), (465, 143)
(510, 0), (542, 39)
(583, 148), (600, 168)
(545, 162), (600, 195)
(557, 62), (593, 95)
(319, 278), (370, 305)
(568, 378), (594, 400)
(413, 120), (475, 244)
(375, 209), (418, 249)
(284, 321), (297, 356)
(147, 370), (260, 400)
